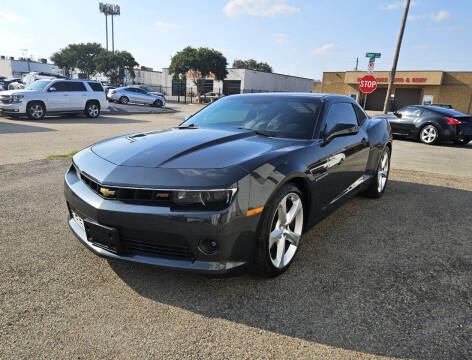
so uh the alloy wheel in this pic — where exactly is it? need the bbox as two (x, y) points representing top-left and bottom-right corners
(377, 151), (389, 193)
(269, 193), (303, 269)
(88, 104), (99, 117)
(420, 125), (438, 144)
(30, 104), (44, 119)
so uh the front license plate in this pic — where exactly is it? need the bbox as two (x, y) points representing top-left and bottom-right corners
(84, 219), (121, 254)
(71, 211), (85, 231)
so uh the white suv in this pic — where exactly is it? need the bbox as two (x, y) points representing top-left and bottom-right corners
(0, 79), (109, 120)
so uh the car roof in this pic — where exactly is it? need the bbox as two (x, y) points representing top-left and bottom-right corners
(410, 105), (466, 116)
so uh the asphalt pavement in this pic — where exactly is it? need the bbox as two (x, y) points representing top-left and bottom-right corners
(0, 110), (471, 359)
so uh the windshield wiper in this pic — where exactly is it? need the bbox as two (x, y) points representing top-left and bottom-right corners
(238, 127), (271, 137)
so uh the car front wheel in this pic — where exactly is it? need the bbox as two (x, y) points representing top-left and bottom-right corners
(363, 146), (391, 198)
(119, 96), (129, 105)
(254, 183), (304, 277)
(153, 100), (163, 107)
(419, 124), (439, 145)
(26, 102), (45, 120)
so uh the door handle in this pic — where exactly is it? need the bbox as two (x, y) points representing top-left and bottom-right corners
(63, 94), (69, 96)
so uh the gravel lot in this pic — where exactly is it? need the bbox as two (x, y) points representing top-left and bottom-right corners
(0, 110), (471, 359)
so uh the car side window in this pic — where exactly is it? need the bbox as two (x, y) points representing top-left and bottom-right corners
(352, 103), (367, 126)
(50, 81), (68, 92)
(126, 88), (136, 92)
(88, 82), (104, 92)
(67, 82), (87, 91)
(398, 106), (422, 117)
(135, 88), (146, 94)
(325, 103), (358, 135)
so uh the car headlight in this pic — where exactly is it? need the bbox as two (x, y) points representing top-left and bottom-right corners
(11, 95), (24, 103)
(172, 189), (237, 208)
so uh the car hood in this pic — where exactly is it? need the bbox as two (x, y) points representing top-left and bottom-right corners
(91, 127), (305, 169)
(0, 89), (35, 96)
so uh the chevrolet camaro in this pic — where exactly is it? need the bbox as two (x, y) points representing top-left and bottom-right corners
(64, 93), (392, 277)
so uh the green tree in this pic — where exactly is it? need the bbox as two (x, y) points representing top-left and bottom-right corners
(232, 59), (273, 73)
(169, 46), (228, 100)
(51, 43), (104, 78)
(95, 50), (138, 85)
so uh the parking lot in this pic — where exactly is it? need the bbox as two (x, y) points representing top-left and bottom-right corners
(0, 110), (471, 359)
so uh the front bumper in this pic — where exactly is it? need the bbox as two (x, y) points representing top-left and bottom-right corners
(0, 101), (26, 114)
(64, 164), (259, 274)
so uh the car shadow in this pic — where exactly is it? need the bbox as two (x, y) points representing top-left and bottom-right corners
(108, 180), (471, 360)
(0, 121), (56, 134)
(394, 137), (472, 149)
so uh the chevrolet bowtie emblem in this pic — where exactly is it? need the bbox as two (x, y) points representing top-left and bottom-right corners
(99, 187), (116, 197)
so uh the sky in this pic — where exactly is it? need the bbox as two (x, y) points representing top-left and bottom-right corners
(0, 0), (470, 80)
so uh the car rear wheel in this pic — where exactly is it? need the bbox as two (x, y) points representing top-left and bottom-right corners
(153, 100), (163, 107)
(419, 124), (439, 145)
(363, 146), (391, 198)
(85, 101), (100, 118)
(119, 96), (129, 105)
(254, 183), (304, 277)
(26, 102), (45, 120)
(453, 137), (471, 145)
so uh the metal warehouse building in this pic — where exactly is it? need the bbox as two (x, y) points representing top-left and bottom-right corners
(321, 70), (472, 114)
(0, 57), (60, 78)
(161, 68), (314, 96)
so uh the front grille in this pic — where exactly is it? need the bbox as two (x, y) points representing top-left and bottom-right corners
(78, 170), (172, 205)
(123, 237), (195, 261)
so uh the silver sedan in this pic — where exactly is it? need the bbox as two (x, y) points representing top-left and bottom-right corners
(107, 86), (166, 107)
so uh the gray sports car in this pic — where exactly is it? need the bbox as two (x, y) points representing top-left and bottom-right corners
(65, 93), (392, 277)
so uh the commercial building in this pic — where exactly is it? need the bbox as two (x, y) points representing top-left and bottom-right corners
(0, 56), (60, 78)
(321, 71), (472, 114)
(161, 68), (314, 96)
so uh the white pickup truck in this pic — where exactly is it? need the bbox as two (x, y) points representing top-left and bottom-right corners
(0, 79), (109, 120)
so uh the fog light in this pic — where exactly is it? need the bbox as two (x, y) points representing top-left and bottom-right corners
(198, 238), (218, 255)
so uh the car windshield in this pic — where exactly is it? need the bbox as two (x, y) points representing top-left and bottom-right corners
(181, 95), (320, 139)
(26, 80), (51, 91)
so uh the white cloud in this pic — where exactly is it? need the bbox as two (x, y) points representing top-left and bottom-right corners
(0, 11), (28, 24)
(272, 33), (288, 43)
(430, 10), (451, 22)
(155, 20), (180, 29)
(223, 0), (299, 18)
(311, 43), (334, 55)
(379, 1), (417, 11)
(409, 10), (451, 22)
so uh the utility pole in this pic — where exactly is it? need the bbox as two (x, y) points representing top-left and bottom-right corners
(99, 3), (120, 53)
(383, 0), (410, 114)
(111, 14), (115, 52)
(105, 14), (108, 50)
(355, 57), (358, 71)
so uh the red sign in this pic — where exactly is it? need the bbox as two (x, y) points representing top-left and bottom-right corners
(359, 75), (377, 94)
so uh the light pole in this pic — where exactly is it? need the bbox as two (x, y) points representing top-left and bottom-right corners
(383, 0), (410, 114)
(99, 3), (120, 52)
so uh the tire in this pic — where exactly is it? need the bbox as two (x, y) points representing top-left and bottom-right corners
(85, 101), (100, 118)
(153, 100), (163, 108)
(363, 146), (391, 198)
(253, 183), (304, 277)
(119, 96), (129, 105)
(26, 101), (45, 120)
(453, 137), (471, 145)
(419, 124), (439, 145)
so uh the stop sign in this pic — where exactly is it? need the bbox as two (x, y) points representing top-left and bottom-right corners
(359, 75), (377, 94)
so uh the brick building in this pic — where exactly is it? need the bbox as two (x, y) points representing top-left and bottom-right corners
(321, 71), (472, 114)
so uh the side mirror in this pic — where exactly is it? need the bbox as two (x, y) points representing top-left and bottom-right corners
(48, 87), (56, 92)
(324, 123), (359, 143)
(393, 111), (402, 118)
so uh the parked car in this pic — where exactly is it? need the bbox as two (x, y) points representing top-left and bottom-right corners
(107, 86), (166, 107)
(137, 85), (166, 99)
(103, 86), (116, 96)
(0, 77), (22, 90)
(374, 105), (472, 145)
(22, 71), (67, 87)
(65, 93), (392, 277)
(0, 79), (109, 120)
(199, 92), (221, 103)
